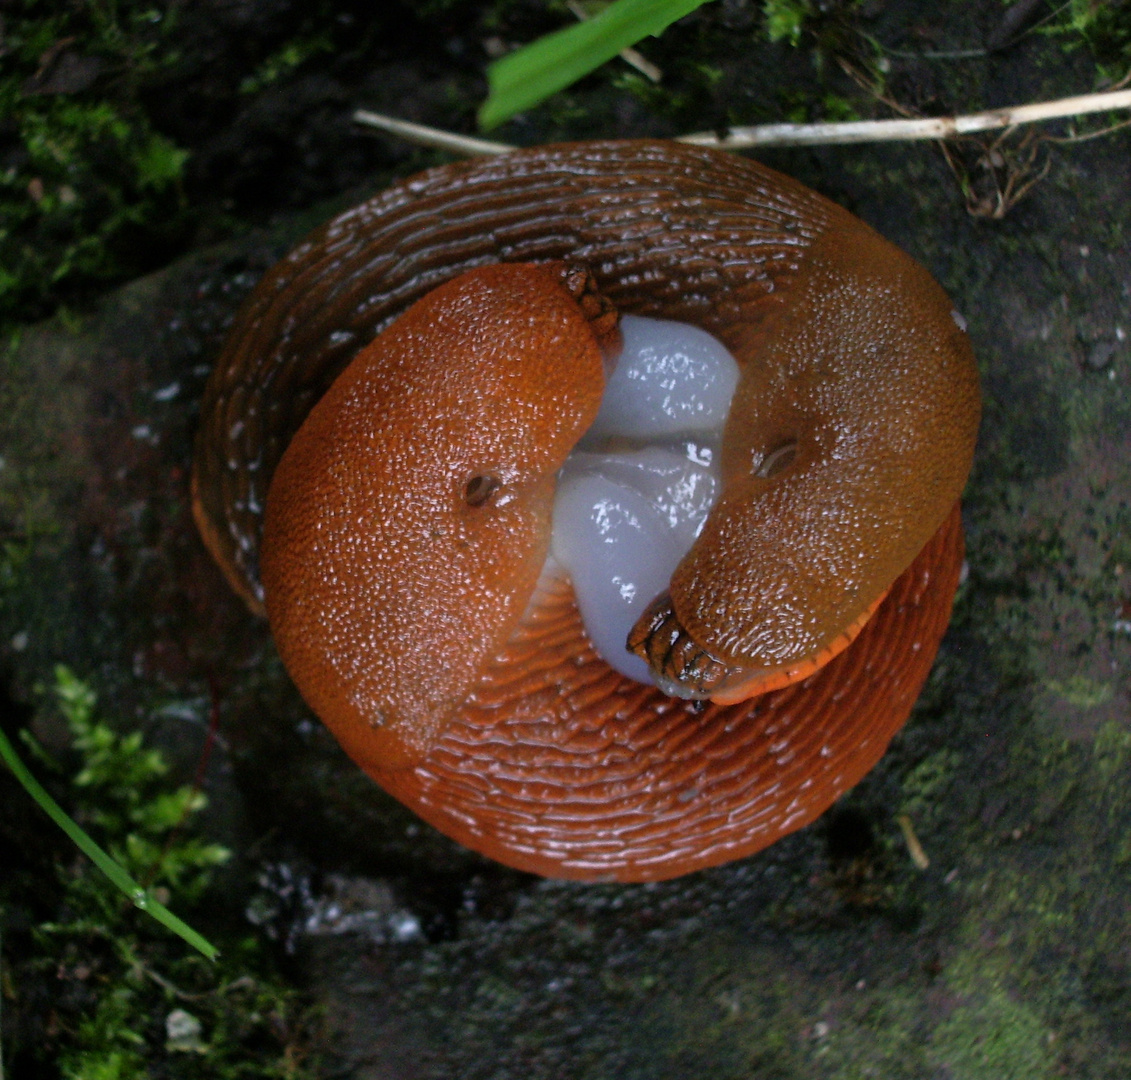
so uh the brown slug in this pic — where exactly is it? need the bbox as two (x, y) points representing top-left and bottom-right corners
(192, 140), (980, 882)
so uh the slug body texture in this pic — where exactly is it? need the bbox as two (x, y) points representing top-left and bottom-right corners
(193, 140), (980, 881)
(260, 262), (614, 771)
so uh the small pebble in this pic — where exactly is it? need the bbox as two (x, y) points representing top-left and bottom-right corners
(1086, 340), (1116, 370)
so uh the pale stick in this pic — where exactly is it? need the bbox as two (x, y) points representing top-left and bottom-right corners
(354, 87), (1131, 155)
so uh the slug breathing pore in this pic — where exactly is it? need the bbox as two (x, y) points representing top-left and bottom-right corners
(193, 140), (980, 882)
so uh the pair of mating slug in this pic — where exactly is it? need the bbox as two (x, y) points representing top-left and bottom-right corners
(193, 140), (980, 883)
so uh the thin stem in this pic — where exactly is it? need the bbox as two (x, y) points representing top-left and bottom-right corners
(565, 0), (662, 82)
(0, 725), (219, 961)
(678, 88), (1131, 148)
(352, 111), (513, 156)
(353, 86), (1131, 155)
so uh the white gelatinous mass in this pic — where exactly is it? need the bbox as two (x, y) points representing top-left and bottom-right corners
(551, 314), (740, 685)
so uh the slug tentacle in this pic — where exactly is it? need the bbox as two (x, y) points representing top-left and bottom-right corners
(555, 261), (622, 365)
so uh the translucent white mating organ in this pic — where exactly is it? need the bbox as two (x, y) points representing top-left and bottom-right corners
(551, 314), (741, 685)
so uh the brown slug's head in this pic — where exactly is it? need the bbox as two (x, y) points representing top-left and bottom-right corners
(259, 261), (618, 772)
(627, 221), (981, 702)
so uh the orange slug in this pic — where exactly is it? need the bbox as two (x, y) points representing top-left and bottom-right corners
(260, 261), (619, 772)
(192, 140), (980, 882)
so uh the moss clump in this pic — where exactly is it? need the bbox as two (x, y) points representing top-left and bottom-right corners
(930, 988), (1054, 1080)
(0, 1), (192, 329)
(1039, 0), (1131, 81)
(1, 667), (319, 1078)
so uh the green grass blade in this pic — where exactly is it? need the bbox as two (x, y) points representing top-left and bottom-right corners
(0, 725), (219, 961)
(479, 0), (714, 129)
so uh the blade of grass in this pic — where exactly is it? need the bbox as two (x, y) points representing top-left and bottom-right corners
(0, 725), (219, 961)
(479, 0), (713, 129)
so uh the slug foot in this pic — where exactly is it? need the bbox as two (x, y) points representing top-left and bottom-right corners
(377, 504), (964, 882)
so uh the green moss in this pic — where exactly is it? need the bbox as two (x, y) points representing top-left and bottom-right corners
(0, 1), (190, 328)
(1093, 719), (1131, 783)
(1, 668), (320, 1077)
(911, 704), (1131, 1073)
(819, 990), (931, 1080)
(1038, 0), (1131, 81)
(930, 989), (1054, 1080)
(898, 749), (963, 830)
(763, 0), (813, 45)
(238, 32), (335, 95)
(1044, 675), (1115, 709)
(653, 965), (810, 1079)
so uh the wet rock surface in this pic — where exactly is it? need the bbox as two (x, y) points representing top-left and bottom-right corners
(2, 3), (1130, 1077)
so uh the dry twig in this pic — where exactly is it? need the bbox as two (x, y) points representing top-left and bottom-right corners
(354, 87), (1131, 155)
(678, 88), (1131, 148)
(352, 111), (513, 156)
(939, 127), (1053, 218)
